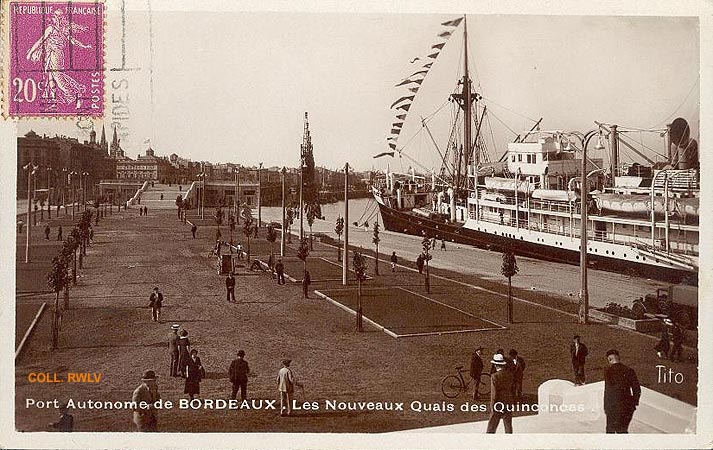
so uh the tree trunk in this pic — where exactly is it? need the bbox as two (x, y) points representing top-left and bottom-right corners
(356, 280), (363, 332)
(52, 292), (59, 350)
(337, 238), (341, 262)
(246, 236), (251, 262)
(72, 251), (77, 285)
(64, 283), (70, 309)
(507, 277), (513, 324)
(425, 261), (431, 294)
(375, 243), (379, 275)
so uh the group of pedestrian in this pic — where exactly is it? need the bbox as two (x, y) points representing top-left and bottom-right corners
(167, 324), (203, 400)
(139, 206), (149, 216)
(654, 318), (685, 361)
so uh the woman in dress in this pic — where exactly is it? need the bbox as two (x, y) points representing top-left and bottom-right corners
(177, 330), (191, 377)
(184, 349), (204, 400)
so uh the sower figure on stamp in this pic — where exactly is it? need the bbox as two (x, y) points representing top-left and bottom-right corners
(168, 324), (180, 377)
(486, 353), (514, 433)
(132, 370), (160, 432)
(469, 345), (484, 401)
(229, 350), (250, 401)
(570, 335), (588, 386)
(226, 272), (236, 302)
(603, 349), (641, 433)
(148, 287), (163, 322)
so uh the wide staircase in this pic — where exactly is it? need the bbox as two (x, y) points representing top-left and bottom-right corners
(139, 183), (185, 210)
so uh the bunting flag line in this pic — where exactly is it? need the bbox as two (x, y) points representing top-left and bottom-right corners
(374, 151), (395, 158)
(395, 78), (422, 87)
(427, 51), (440, 59)
(390, 95), (415, 109)
(408, 86), (420, 93)
(392, 122), (403, 128)
(391, 128), (402, 134)
(396, 114), (406, 120)
(409, 69), (428, 78)
(397, 103), (411, 111)
(423, 62), (433, 69)
(431, 42), (445, 50)
(438, 30), (453, 38)
(441, 17), (463, 27)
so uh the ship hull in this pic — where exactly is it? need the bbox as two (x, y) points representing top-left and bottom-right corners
(376, 202), (696, 284)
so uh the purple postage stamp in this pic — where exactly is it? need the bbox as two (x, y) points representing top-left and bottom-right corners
(6, 1), (104, 117)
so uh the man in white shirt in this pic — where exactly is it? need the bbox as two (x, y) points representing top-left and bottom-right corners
(277, 359), (295, 416)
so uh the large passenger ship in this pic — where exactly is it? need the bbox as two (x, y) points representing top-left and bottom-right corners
(372, 16), (699, 283)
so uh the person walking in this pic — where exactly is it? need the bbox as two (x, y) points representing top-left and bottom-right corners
(160, 193), (164, 201)
(225, 272), (236, 302)
(441, 239), (447, 251)
(168, 324), (180, 377)
(275, 259), (286, 285)
(390, 252), (398, 272)
(604, 349), (641, 433)
(669, 320), (685, 362)
(177, 330), (191, 377)
(57, 224), (63, 241)
(144, 206), (148, 216)
(302, 269), (311, 299)
(191, 224), (197, 239)
(277, 359), (295, 416)
(229, 350), (250, 401)
(416, 254), (424, 274)
(570, 335), (589, 386)
(148, 287), (163, 323)
(509, 349), (526, 401)
(486, 353), (514, 433)
(469, 346), (485, 401)
(184, 349), (204, 400)
(132, 370), (161, 432)
(44, 224), (51, 240)
(49, 402), (74, 432)
(655, 320), (671, 359)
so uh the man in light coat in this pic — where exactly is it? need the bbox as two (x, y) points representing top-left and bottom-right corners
(132, 370), (161, 431)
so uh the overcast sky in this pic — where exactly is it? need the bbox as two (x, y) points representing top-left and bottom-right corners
(17, 10), (699, 172)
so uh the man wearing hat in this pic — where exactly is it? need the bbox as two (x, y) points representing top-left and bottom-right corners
(570, 335), (589, 386)
(132, 370), (161, 432)
(225, 272), (236, 303)
(486, 353), (514, 433)
(669, 320), (685, 362)
(229, 350), (250, 401)
(168, 325), (180, 377)
(469, 346), (485, 400)
(148, 287), (163, 322)
(603, 349), (641, 433)
(277, 359), (295, 416)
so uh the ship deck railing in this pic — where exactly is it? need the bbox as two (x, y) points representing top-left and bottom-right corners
(471, 212), (698, 257)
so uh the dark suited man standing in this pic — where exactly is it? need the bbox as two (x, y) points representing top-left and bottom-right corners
(508, 349), (526, 401)
(229, 350), (250, 401)
(225, 272), (236, 303)
(604, 349), (641, 433)
(469, 346), (484, 400)
(570, 335), (589, 385)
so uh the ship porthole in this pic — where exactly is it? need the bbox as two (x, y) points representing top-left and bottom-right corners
(636, 256), (639, 260)
(606, 250), (609, 255)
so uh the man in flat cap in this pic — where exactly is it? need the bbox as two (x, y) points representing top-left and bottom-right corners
(148, 287), (163, 322)
(603, 349), (641, 433)
(168, 324), (180, 377)
(132, 370), (161, 432)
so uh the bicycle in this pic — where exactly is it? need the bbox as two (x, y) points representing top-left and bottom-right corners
(441, 365), (490, 399)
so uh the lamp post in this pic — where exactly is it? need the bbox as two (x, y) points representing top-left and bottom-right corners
(258, 162), (263, 227)
(280, 166), (286, 257)
(343, 163), (349, 286)
(235, 168), (240, 224)
(69, 170), (78, 222)
(46, 167), (53, 219)
(24, 163), (38, 263)
(62, 168), (67, 215)
(197, 172), (206, 220)
(82, 172), (89, 211)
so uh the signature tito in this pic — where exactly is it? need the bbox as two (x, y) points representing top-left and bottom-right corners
(28, 372), (102, 383)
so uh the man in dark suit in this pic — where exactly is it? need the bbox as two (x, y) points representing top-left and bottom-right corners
(148, 287), (163, 322)
(570, 335), (589, 385)
(486, 353), (514, 433)
(229, 350), (250, 401)
(604, 349), (641, 433)
(275, 259), (286, 285)
(469, 346), (485, 400)
(225, 272), (236, 302)
(508, 349), (526, 401)
(168, 324), (180, 377)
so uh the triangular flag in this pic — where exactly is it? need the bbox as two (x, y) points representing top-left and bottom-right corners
(391, 128), (402, 134)
(427, 51), (440, 59)
(392, 122), (403, 128)
(390, 95), (415, 109)
(395, 78), (420, 87)
(375, 150), (395, 158)
(397, 103), (411, 111)
(431, 42), (445, 50)
(423, 62), (433, 69)
(396, 114), (406, 120)
(441, 17), (463, 27)
(408, 86), (419, 93)
(438, 31), (453, 38)
(410, 69), (428, 78)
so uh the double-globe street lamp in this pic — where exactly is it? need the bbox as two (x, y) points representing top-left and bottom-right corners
(23, 163), (38, 263)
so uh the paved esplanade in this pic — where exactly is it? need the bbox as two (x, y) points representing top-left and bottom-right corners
(15, 206), (696, 432)
(260, 206), (666, 309)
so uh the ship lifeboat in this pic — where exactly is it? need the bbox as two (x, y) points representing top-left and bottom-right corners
(595, 193), (699, 217)
(484, 177), (536, 195)
(531, 189), (578, 202)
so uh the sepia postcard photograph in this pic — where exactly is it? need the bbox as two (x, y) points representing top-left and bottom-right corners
(0, 0), (711, 448)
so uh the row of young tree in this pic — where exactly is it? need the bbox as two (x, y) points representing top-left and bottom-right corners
(46, 209), (95, 350)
